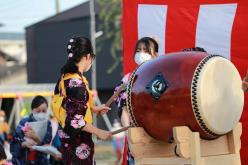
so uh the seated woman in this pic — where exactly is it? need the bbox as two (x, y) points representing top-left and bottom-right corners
(10, 96), (52, 165)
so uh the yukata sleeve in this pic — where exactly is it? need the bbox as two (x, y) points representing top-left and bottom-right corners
(63, 78), (88, 136)
(114, 81), (128, 118)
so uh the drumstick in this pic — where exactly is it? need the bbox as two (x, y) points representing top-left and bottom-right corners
(111, 126), (131, 135)
(105, 83), (127, 107)
(97, 83), (127, 117)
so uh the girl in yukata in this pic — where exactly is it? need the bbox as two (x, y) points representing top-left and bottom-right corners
(54, 36), (112, 165)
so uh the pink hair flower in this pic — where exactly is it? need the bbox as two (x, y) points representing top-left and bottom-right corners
(71, 122), (78, 129)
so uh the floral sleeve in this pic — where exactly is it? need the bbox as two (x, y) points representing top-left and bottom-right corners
(114, 81), (128, 118)
(62, 78), (89, 136)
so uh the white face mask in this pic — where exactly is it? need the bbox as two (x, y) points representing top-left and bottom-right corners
(33, 113), (48, 121)
(134, 52), (152, 65)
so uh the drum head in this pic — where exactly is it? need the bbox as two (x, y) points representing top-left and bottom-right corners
(191, 56), (244, 135)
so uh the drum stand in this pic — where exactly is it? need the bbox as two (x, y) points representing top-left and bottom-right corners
(128, 123), (242, 165)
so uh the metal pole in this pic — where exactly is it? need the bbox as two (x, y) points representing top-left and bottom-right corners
(94, 96), (113, 131)
(90, 0), (97, 90)
(89, 0), (98, 134)
(55, 0), (60, 14)
(8, 100), (16, 132)
(16, 99), (21, 128)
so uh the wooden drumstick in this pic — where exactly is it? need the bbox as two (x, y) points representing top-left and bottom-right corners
(105, 83), (127, 107)
(97, 83), (127, 117)
(111, 126), (131, 135)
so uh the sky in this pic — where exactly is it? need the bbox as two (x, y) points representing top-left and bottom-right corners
(0, 0), (87, 33)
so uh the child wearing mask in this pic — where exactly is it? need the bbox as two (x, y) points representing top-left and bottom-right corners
(10, 95), (52, 165)
(114, 37), (159, 165)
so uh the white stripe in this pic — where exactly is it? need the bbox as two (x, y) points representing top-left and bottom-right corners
(196, 4), (237, 59)
(138, 4), (167, 54)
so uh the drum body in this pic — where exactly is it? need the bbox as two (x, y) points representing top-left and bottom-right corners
(126, 52), (244, 142)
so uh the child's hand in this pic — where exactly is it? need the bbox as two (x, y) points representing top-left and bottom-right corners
(95, 104), (111, 115)
(22, 138), (37, 148)
(96, 129), (112, 140)
(21, 123), (30, 133)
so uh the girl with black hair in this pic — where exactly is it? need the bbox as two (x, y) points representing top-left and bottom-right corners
(54, 36), (112, 165)
(10, 95), (52, 165)
(133, 37), (159, 65)
(115, 37), (159, 128)
(114, 37), (159, 165)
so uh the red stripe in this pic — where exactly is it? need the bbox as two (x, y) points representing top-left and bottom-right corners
(122, 0), (248, 74)
(139, 0), (246, 5)
(121, 136), (128, 165)
(123, 0), (139, 74)
(165, 5), (199, 53)
(231, 3), (248, 165)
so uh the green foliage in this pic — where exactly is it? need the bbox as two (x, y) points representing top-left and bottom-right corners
(96, 0), (122, 74)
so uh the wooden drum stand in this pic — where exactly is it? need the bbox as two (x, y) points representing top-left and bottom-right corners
(128, 123), (242, 165)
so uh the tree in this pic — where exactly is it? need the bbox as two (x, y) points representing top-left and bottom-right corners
(96, 0), (122, 74)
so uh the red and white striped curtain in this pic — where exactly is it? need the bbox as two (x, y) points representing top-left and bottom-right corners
(122, 0), (248, 163)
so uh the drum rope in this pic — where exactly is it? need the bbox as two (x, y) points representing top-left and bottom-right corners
(126, 66), (140, 127)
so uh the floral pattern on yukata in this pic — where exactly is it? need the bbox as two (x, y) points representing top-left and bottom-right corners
(68, 78), (84, 88)
(75, 143), (91, 159)
(58, 130), (70, 139)
(71, 114), (86, 129)
(55, 75), (95, 165)
(114, 82), (128, 117)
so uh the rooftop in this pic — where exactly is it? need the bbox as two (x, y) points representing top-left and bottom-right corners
(0, 32), (25, 41)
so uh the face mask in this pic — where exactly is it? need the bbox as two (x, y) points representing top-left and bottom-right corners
(134, 52), (152, 65)
(33, 113), (48, 121)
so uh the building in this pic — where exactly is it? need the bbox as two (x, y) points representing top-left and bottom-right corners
(25, 1), (122, 127)
(0, 33), (27, 84)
